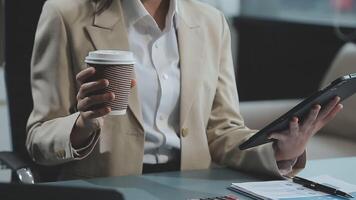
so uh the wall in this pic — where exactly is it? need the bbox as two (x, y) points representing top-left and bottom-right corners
(0, 0), (9, 148)
(0, 0), (4, 66)
(0, 0), (11, 162)
(0, 67), (11, 181)
(0, 67), (11, 152)
(199, 0), (240, 66)
(0, 0), (12, 176)
(199, 0), (240, 17)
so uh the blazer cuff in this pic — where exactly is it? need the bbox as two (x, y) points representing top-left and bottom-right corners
(277, 158), (298, 176)
(284, 151), (307, 177)
(237, 142), (284, 178)
(71, 129), (100, 160)
(52, 112), (81, 162)
(239, 144), (306, 178)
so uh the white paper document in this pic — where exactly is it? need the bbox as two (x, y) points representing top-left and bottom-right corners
(230, 175), (356, 200)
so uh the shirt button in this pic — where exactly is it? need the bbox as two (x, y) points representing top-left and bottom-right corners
(181, 128), (189, 137)
(154, 43), (159, 48)
(159, 115), (165, 120)
(162, 74), (168, 80)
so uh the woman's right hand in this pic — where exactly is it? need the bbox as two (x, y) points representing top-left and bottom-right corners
(71, 67), (115, 148)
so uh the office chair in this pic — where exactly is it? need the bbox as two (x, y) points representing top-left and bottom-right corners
(0, 0), (61, 183)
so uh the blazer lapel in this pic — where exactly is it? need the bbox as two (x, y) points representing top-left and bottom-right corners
(177, 6), (205, 128)
(85, 0), (144, 129)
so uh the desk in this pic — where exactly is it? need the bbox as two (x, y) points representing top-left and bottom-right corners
(55, 157), (356, 200)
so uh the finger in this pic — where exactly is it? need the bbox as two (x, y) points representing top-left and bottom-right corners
(77, 93), (115, 112)
(77, 79), (109, 100)
(269, 133), (288, 141)
(301, 105), (320, 131)
(81, 107), (111, 120)
(317, 96), (341, 120)
(131, 79), (136, 88)
(289, 117), (299, 136)
(76, 67), (96, 84)
(321, 103), (343, 124)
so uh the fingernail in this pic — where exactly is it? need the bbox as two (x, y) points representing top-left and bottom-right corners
(131, 79), (136, 87)
(90, 67), (96, 73)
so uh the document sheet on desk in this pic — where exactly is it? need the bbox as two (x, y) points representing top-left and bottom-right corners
(230, 175), (356, 200)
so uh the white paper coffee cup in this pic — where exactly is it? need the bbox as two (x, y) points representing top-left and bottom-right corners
(85, 50), (135, 115)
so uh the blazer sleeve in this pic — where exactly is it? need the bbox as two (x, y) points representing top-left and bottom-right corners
(26, 2), (99, 166)
(207, 13), (305, 178)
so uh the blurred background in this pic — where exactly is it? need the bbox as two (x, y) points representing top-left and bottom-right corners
(1, 0), (356, 180)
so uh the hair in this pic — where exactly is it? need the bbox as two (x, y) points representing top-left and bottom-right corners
(93, 0), (113, 14)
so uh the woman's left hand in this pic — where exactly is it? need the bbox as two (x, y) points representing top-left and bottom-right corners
(269, 96), (343, 162)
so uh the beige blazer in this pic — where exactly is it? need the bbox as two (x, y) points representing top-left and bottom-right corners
(26, 0), (305, 180)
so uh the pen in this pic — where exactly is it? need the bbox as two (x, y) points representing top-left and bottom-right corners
(292, 176), (354, 199)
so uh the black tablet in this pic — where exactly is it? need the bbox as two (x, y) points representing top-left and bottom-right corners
(239, 73), (356, 150)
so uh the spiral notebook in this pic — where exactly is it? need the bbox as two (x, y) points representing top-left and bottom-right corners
(228, 175), (356, 200)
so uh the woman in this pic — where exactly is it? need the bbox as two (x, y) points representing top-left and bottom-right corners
(26, 0), (342, 180)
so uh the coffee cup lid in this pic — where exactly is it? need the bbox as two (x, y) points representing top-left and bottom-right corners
(85, 50), (135, 65)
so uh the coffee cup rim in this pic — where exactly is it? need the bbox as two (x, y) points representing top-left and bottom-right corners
(85, 58), (135, 65)
(85, 50), (135, 65)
